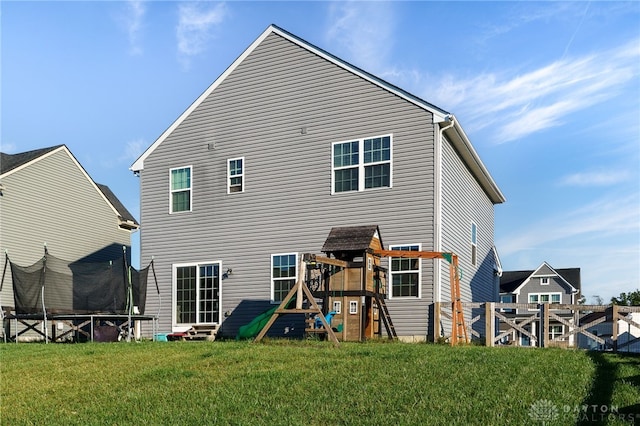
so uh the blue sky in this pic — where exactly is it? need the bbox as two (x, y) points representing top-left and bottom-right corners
(2, 1), (639, 302)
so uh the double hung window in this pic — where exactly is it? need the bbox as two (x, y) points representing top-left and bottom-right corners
(271, 254), (297, 303)
(170, 166), (192, 213)
(332, 135), (392, 193)
(228, 158), (244, 193)
(389, 245), (421, 298)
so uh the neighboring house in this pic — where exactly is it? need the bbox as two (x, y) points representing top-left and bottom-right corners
(0, 145), (139, 312)
(499, 262), (581, 346)
(131, 25), (505, 341)
(578, 311), (640, 353)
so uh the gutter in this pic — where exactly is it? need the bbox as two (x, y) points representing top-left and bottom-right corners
(434, 114), (456, 303)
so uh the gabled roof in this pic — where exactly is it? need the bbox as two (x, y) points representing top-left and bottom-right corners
(1, 145), (139, 230)
(0, 145), (63, 175)
(322, 225), (383, 253)
(499, 261), (581, 294)
(129, 24), (505, 204)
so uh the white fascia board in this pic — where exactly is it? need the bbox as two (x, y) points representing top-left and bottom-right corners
(441, 116), (506, 204)
(131, 24), (452, 172)
(130, 26), (276, 172)
(269, 26), (450, 123)
(60, 147), (130, 225)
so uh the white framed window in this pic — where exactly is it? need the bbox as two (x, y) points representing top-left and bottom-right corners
(529, 293), (562, 304)
(173, 262), (221, 325)
(333, 301), (341, 314)
(470, 222), (477, 266)
(389, 244), (421, 298)
(271, 253), (297, 303)
(331, 135), (392, 193)
(548, 325), (564, 341)
(227, 157), (244, 193)
(541, 277), (549, 285)
(349, 300), (358, 314)
(499, 294), (514, 313)
(170, 166), (192, 213)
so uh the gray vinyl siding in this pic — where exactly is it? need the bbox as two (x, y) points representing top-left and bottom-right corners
(440, 135), (497, 340)
(518, 276), (574, 305)
(0, 148), (132, 313)
(140, 33), (438, 337)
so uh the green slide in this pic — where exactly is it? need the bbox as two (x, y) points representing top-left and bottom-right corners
(236, 305), (279, 340)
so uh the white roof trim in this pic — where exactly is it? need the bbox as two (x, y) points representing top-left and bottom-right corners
(130, 24), (451, 172)
(6, 145), (131, 229)
(441, 117), (506, 204)
(513, 261), (577, 295)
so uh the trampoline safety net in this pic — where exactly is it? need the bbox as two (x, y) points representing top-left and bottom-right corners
(7, 253), (150, 315)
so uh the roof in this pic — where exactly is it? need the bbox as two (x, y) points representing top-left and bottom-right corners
(129, 25), (505, 204)
(95, 183), (139, 229)
(1, 145), (139, 230)
(0, 145), (63, 175)
(500, 263), (581, 293)
(321, 225), (383, 253)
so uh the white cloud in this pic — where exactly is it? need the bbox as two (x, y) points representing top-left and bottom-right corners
(116, 0), (146, 56)
(120, 139), (147, 164)
(0, 142), (18, 154)
(325, 1), (395, 75)
(424, 39), (639, 144)
(559, 170), (632, 187)
(176, 2), (227, 67)
(497, 193), (640, 257)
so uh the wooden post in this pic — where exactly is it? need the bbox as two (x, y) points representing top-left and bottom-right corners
(485, 302), (495, 347)
(434, 302), (441, 342)
(540, 303), (549, 348)
(612, 304), (619, 353)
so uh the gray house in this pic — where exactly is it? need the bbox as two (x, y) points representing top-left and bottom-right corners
(131, 25), (505, 341)
(499, 262), (581, 346)
(0, 145), (139, 313)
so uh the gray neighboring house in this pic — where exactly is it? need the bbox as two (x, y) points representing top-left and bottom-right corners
(131, 25), (506, 341)
(0, 145), (139, 311)
(499, 262), (581, 346)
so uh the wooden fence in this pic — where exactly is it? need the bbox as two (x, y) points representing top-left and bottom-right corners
(434, 302), (640, 352)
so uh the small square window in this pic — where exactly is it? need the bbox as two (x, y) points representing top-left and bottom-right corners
(333, 301), (341, 314)
(349, 301), (358, 315)
(541, 277), (549, 285)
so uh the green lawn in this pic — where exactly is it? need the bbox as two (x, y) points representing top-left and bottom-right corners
(1, 341), (638, 425)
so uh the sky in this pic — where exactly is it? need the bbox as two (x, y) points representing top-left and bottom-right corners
(2, 1), (639, 303)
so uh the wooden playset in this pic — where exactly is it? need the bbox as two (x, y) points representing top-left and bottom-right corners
(254, 225), (467, 345)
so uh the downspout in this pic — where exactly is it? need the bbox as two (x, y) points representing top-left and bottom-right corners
(434, 114), (455, 303)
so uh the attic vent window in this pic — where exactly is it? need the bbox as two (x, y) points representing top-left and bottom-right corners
(332, 135), (392, 194)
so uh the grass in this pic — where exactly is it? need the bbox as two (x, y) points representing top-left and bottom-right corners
(1, 340), (638, 425)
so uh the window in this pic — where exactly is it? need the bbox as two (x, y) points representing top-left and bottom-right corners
(228, 157), (244, 193)
(529, 293), (562, 304)
(548, 325), (564, 341)
(349, 301), (358, 314)
(272, 254), (297, 303)
(170, 166), (192, 213)
(470, 223), (477, 266)
(389, 245), (420, 298)
(332, 135), (392, 193)
(541, 277), (549, 285)
(333, 301), (342, 314)
(174, 263), (220, 325)
(499, 294), (514, 313)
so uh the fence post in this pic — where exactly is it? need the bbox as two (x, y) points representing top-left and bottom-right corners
(541, 303), (549, 348)
(612, 304), (619, 353)
(485, 302), (495, 347)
